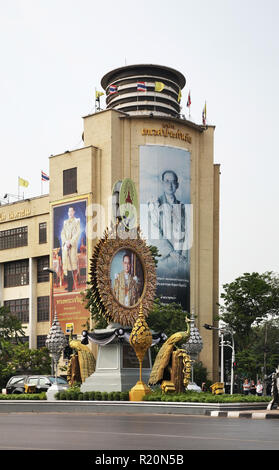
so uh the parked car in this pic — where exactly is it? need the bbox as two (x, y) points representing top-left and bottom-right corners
(5, 375), (69, 394)
(5, 375), (29, 394)
(25, 375), (69, 393)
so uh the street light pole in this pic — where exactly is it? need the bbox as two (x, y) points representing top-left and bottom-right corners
(203, 323), (235, 394)
(43, 267), (55, 375)
(230, 333), (235, 395)
(220, 332), (224, 384)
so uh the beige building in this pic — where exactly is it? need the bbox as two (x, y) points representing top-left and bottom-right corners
(0, 64), (220, 381)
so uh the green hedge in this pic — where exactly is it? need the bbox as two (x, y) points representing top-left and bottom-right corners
(143, 391), (271, 403)
(55, 389), (130, 401)
(0, 390), (271, 403)
(55, 388), (271, 403)
(0, 393), (46, 400)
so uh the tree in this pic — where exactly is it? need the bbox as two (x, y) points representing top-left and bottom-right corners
(234, 319), (279, 379)
(147, 298), (188, 338)
(0, 306), (51, 388)
(219, 272), (279, 350)
(0, 305), (26, 343)
(219, 272), (279, 385)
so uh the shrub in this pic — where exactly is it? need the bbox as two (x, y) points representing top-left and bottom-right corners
(59, 391), (68, 400)
(94, 391), (102, 400)
(0, 393), (46, 400)
(113, 391), (121, 401)
(143, 391), (271, 403)
(120, 392), (129, 401)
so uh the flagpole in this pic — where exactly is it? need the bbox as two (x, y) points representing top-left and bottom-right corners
(95, 87), (96, 113)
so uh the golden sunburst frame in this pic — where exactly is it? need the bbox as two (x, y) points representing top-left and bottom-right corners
(89, 224), (157, 327)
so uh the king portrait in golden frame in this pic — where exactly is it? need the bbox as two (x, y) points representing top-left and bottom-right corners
(89, 226), (156, 327)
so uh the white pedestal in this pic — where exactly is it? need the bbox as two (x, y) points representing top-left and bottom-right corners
(81, 341), (152, 393)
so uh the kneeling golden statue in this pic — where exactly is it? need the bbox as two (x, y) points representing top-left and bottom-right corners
(66, 331), (96, 386)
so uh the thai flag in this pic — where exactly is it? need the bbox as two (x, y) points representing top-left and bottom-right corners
(109, 84), (118, 94)
(41, 171), (49, 182)
(137, 81), (147, 91)
(187, 91), (191, 107)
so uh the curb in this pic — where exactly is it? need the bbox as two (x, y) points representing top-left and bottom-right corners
(205, 410), (279, 419)
(0, 400), (272, 416)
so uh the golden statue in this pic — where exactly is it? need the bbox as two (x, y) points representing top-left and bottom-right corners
(148, 317), (192, 393)
(66, 331), (96, 386)
(129, 303), (153, 401)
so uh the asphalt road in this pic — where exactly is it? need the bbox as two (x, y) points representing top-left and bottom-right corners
(0, 412), (278, 452)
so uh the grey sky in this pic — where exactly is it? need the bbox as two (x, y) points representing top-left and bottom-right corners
(0, 0), (278, 294)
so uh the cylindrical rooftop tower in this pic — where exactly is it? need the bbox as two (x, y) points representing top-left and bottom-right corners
(101, 64), (186, 118)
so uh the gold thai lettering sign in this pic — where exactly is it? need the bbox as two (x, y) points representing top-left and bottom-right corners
(0, 208), (31, 222)
(141, 127), (192, 144)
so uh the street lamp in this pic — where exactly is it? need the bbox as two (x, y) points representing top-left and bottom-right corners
(203, 323), (235, 394)
(43, 267), (55, 324)
(43, 266), (56, 375)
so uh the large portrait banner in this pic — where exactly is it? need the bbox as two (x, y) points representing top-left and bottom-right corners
(52, 197), (89, 334)
(140, 145), (192, 311)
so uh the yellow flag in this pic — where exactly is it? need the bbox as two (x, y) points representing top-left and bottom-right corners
(178, 88), (182, 103)
(18, 177), (29, 188)
(95, 90), (104, 99)
(155, 82), (165, 92)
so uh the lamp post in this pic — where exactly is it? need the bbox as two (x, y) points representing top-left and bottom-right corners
(203, 323), (235, 394)
(43, 266), (55, 375)
(43, 266), (55, 323)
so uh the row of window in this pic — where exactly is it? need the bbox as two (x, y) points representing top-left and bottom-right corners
(0, 166), (77, 252)
(13, 336), (48, 349)
(4, 296), (49, 323)
(0, 222), (47, 251)
(13, 335), (75, 351)
(3, 256), (49, 287)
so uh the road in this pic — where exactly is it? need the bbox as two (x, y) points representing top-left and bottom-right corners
(0, 412), (278, 452)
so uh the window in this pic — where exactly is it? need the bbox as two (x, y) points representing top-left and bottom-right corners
(4, 298), (29, 323)
(37, 335), (47, 349)
(0, 226), (28, 250)
(37, 256), (49, 283)
(39, 377), (51, 385)
(10, 336), (29, 345)
(37, 296), (49, 322)
(39, 222), (47, 244)
(27, 377), (39, 385)
(4, 259), (29, 287)
(9, 377), (25, 385)
(63, 167), (77, 195)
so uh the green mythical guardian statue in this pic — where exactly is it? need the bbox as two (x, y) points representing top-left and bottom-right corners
(148, 317), (192, 394)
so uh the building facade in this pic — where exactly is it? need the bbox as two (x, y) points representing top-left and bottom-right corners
(0, 64), (220, 380)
